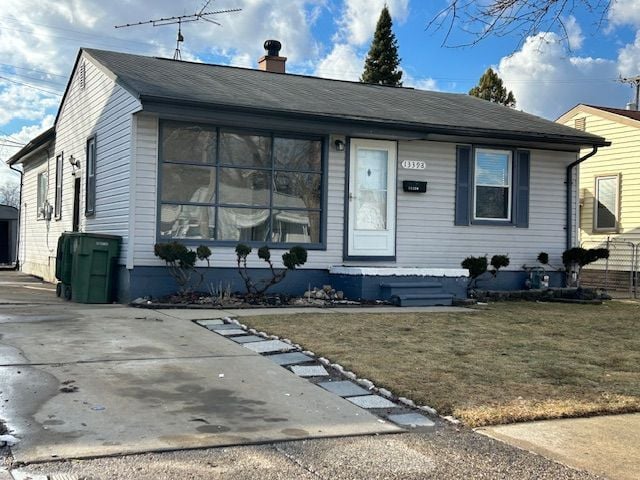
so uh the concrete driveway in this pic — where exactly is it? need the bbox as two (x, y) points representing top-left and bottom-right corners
(0, 272), (397, 464)
(0, 272), (619, 479)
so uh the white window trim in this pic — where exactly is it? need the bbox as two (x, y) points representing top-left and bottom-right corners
(593, 174), (619, 232)
(86, 136), (96, 216)
(36, 169), (49, 220)
(473, 148), (513, 222)
(55, 153), (63, 219)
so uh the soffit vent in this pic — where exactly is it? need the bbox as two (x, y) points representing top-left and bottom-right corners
(574, 117), (586, 131)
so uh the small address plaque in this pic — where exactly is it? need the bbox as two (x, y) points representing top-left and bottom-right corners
(401, 160), (426, 170)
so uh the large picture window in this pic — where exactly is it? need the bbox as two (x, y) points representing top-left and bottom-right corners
(474, 149), (512, 221)
(594, 175), (618, 231)
(159, 121), (324, 246)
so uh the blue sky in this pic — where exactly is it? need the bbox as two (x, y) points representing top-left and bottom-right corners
(2, 0), (640, 185)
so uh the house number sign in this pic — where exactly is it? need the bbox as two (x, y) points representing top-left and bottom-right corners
(401, 160), (426, 170)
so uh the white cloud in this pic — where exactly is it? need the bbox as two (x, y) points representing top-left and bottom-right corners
(564, 16), (584, 50)
(609, 0), (640, 28)
(0, 114), (55, 186)
(497, 33), (628, 119)
(618, 31), (640, 77)
(314, 43), (363, 80)
(0, 0), (324, 165)
(403, 74), (438, 91)
(0, 83), (59, 127)
(198, 0), (323, 65)
(336, 0), (409, 46)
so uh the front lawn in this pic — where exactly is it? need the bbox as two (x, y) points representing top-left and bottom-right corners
(243, 301), (640, 427)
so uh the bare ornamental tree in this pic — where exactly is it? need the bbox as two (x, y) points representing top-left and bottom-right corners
(427, 0), (614, 48)
(0, 182), (20, 209)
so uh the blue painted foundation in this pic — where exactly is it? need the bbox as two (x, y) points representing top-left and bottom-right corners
(329, 274), (469, 300)
(117, 266), (331, 303)
(115, 266), (565, 304)
(470, 271), (565, 291)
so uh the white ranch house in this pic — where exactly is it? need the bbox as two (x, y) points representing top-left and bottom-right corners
(8, 44), (608, 304)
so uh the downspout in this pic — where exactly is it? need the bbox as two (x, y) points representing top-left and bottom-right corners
(8, 163), (23, 270)
(566, 146), (599, 250)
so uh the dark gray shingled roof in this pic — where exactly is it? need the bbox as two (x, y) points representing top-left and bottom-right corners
(84, 48), (606, 147)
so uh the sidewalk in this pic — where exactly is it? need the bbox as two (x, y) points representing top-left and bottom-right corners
(478, 413), (640, 480)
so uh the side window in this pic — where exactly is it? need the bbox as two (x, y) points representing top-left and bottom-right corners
(455, 146), (529, 227)
(594, 175), (619, 231)
(37, 171), (48, 219)
(86, 136), (96, 216)
(55, 153), (63, 219)
(473, 149), (512, 221)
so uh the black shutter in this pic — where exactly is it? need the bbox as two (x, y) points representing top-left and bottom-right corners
(515, 150), (530, 228)
(455, 145), (472, 226)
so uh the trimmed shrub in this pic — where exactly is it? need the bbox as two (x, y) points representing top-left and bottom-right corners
(154, 242), (212, 292)
(236, 244), (308, 297)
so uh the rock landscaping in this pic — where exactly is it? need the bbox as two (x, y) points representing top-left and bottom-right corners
(472, 286), (611, 303)
(132, 282), (383, 309)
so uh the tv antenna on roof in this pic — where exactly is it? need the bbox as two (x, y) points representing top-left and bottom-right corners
(114, 1), (241, 60)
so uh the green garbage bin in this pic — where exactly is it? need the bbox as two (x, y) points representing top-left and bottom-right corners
(69, 233), (121, 303)
(55, 233), (74, 300)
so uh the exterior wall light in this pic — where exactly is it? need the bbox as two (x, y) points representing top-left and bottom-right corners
(334, 139), (345, 151)
(68, 155), (80, 168)
(68, 155), (80, 176)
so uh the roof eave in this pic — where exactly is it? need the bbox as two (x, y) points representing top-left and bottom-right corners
(139, 95), (609, 149)
(7, 127), (55, 165)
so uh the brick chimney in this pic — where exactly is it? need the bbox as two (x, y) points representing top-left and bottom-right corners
(258, 40), (286, 73)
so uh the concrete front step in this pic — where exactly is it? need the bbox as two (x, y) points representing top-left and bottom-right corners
(391, 293), (454, 307)
(380, 281), (444, 296)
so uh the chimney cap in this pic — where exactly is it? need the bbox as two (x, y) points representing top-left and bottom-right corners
(264, 39), (282, 57)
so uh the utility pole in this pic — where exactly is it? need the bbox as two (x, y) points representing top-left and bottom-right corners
(620, 75), (640, 110)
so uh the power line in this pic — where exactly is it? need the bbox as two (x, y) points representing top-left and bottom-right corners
(0, 75), (63, 96)
(0, 23), (148, 54)
(0, 15), (153, 49)
(0, 62), (67, 79)
(0, 129), (23, 143)
(0, 138), (25, 146)
(0, 71), (66, 88)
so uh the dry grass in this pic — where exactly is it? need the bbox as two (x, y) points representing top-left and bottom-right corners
(243, 301), (640, 427)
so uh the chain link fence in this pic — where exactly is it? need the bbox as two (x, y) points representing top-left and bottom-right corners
(580, 238), (638, 298)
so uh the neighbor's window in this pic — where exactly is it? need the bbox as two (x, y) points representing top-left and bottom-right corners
(594, 175), (618, 231)
(158, 121), (323, 245)
(85, 136), (96, 215)
(37, 171), (48, 219)
(55, 153), (63, 219)
(474, 149), (512, 221)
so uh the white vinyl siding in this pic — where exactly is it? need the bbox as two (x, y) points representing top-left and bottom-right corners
(17, 53), (141, 281)
(132, 123), (575, 271)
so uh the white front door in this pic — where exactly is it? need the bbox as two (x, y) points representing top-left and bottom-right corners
(347, 139), (397, 258)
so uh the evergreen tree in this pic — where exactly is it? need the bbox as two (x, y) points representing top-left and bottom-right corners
(469, 68), (516, 107)
(361, 6), (403, 86)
